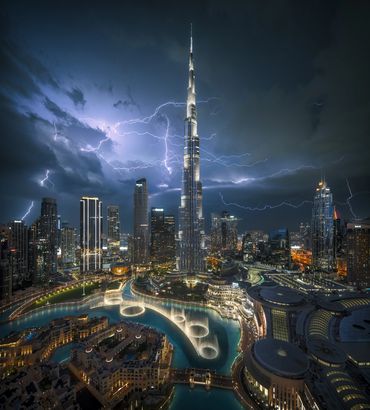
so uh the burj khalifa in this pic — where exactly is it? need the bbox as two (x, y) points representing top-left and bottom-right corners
(177, 27), (206, 275)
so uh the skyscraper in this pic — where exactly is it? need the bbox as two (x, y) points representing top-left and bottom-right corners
(107, 205), (120, 253)
(80, 196), (102, 272)
(311, 180), (334, 271)
(40, 197), (58, 278)
(133, 179), (149, 264)
(178, 27), (206, 275)
(7, 220), (29, 287)
(346, 219), (370, 288)
(61, 223), (76, 266)
(150, 208), (176, 263)
(210, 211), (239, 255)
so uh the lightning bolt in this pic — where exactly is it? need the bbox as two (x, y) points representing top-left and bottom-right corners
(21, 201), (34, 221)
(39, 169), (55, 189)
(345, 178), (357, 219)
(219, 192), (312, 211)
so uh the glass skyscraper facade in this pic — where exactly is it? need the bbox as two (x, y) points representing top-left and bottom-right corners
(80, 196), (102, 272)
(311, 180), (334, 271)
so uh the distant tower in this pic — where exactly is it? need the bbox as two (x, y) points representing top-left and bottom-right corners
(80, 196), (102, 272)
(107, 205), (121, 253)
(311, 180), (334, 271)
(177, 25), (206, 274)
(133, 179), (149, 264)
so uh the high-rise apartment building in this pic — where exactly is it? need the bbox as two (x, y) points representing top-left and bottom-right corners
(80, 197), (102, 272)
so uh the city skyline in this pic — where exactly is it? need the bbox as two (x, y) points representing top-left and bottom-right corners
(1, 2), (370, 232)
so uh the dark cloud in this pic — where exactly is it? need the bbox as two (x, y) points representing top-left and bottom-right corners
(113, 87), (140, 112)
(66, 87), (86, 108)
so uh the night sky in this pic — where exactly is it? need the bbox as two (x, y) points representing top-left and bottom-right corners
(1, 1), (370, 233)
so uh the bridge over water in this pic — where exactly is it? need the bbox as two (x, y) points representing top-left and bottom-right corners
(170, 368), (233, 390)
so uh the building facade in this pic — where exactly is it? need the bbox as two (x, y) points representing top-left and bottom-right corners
(80, 196), (102, 273)
(150, 208), (176, 263)
(177, 29), (206, 274)
(346, 220), (370, 288)
(311, 180), (334, 271)
(61, 223), (76, 266)
(107, 205), (120, 253)
(133, 179), (149, 265)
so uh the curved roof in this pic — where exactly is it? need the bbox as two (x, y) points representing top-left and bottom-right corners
(259, 286), (305, 306)
(253, 339), (309, 378)
(307, 338), (347, 365)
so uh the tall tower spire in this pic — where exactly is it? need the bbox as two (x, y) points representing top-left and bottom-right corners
(177, 26), (206, 275)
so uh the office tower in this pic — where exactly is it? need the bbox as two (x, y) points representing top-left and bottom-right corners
(133, 179), (149, 265)
(311, 180), (334, 271)
(27, 197), (58, 285)
(107, 205), (120, 253)
(150, 209), (176, 263)
(7, 220), (28, 287)
(346, 219), (370, 288)
(0, 225), (12, 301)
(80, 196), (102, 272)
(178, 28), (206, 274)
(210, 211), (239, 255)
(61, 223), (76, 266)
(268, 228), (291, 268)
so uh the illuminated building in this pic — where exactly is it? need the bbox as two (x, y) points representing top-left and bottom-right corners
(177, 28), (206, 275)
(268, 228), (291, 268)
(242, 232), (254, 262)
(346, 219), (370, 288)
(311, 180), (334, 271)
(0, 315), (108, 376)
(244, 339), (309, 409)
(150, 208), (176, 263)
(61, 223), (76, 266)
(7, 220), (29, 287)
(80, 196), (102, 273)
(0, 226), (12, 301)
(133, 178), (149, 265)
(70, 322), (172, 404)
(107, 205), (120, 254)
(210, 211), (239, 256)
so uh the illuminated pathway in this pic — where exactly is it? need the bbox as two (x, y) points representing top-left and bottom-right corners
(102, 286), (220, 360)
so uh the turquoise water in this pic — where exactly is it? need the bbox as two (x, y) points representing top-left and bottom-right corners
(0, 283), (242, 409)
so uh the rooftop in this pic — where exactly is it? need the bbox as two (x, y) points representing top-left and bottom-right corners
(253, 338), (309, 378)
